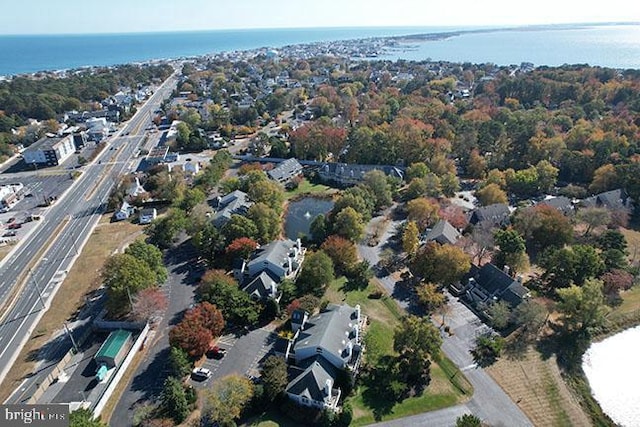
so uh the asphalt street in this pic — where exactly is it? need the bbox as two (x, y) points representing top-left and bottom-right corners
(0, 67), (181, 393)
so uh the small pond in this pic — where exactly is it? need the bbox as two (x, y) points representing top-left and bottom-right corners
(582, 324), (640, 427)
(284, 197), (334, 240)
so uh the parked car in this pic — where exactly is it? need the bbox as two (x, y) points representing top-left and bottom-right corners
(191, 367), (212, 381)
(207, 345), (227, 360)
(6, 217), (15, 224)
(8, 223), (22, 230)
(3, 231), (17, 237)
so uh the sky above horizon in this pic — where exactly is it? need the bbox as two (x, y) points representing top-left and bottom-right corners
(3, 0), (640, 35)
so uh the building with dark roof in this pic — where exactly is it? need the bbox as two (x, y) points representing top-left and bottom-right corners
(423, 220), (461, 245)
(267, 158), (303, 184)
(580, 189), (632, 211)
(464, 263), (528, 308)
(23, 135), (75, 167)
(241, 271), (280, 301)
(317, 162), (404, 186)
(538, 196), (574, 215)
(212, 190), (252, 228)
(469, 203), (511, 226)
(286, 356), (340, 411)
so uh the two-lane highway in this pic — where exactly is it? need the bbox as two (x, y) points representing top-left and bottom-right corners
(0, 67), (181, 391)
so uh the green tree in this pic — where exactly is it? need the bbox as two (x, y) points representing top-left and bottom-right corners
(221, 214), (258, 242)
(404, 177), (428, 200)
(168, 346), (192, 378)
(146, 208), (186, 249)
(472, 333), (505, 367)
(440, 172), (461, 197)
(248, 179), (285, 213)
(197, 270), (260, 326)
(203, 375), (254, 426)
(125, 240), (168, 284)
(394, 315), (442, 384)
(361, 170), (393, 210)
(160, 376), (190, 424)
(260, 355), (288, 402)
(576, 207), (611, 237)
(556, 278), (608, 334)
(178, 187), (206, 213)
(69, 408), (107, 427)
(192, 223), (225, 267)
(493, 229), (528, 274)
(332, 207), (365, 242)
(535, 160), (559, 193)
(511, 300), (547, 339)
(406, 197), (440, 229)
(406, 162), (430, 180)
(102, 253), (157, 316)
(296, 250), (335, 296)
(345, 260), (373, 290)
(246, 202), (281, 243)
(310, 214), (329, 243)
(487, 300), (512, 329)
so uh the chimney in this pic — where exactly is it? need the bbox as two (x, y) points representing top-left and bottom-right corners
(346, 341), (353, 357)
(296, 238), (302, 251)
(503, 265), (511, 276)
(355, 304), (361, 322)
(353, 325), (359, 342)
(287, 257), (293, 274)
(324, 378), (332, 397)
(270, 281), (277, 298)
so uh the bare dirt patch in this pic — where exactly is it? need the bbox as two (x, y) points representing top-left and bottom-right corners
(486, 347), (591, 427)
(0, 216), (144, 402)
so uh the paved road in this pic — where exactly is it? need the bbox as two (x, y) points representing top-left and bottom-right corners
(357, 215), (532, 427)
(0, 67), (181, 391)
(109, 239), (199, 427)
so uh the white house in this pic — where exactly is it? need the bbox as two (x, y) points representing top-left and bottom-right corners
(114, 201), (134, 221)
(139, 208), (157, 224)
(236, 239), (305, 283)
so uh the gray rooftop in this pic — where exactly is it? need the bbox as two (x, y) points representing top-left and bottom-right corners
(213, 190), (252, 228)
(247, 239), (297, 272)
(286, 355), (338, 403)
(424, 220), (461, 245)
(25, 135), (69, 152)
(241, 271), (278, 300)
(267, 158), (303, 182)
(294, 303), (359, 365)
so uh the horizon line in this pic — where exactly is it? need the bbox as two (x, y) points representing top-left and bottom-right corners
(1, 21), (638, 37)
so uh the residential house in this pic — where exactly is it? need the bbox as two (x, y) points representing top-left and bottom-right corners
(468, 203), (511, 226)
(423, 220), (461, 245)
(538, 196), (574, 215)
(317, 163), (404, 187)
(285, 303), (364, 411)
(580, 189), (632, 211)
(464, 263), (528, 308)
(212, 190), (253, 228)
(235, 238), (305, 283)
(183, 160), (201, 176)
(241, 271), (281, 302)
(114, 201), (134, 221)
(267, 158), (303, 185)
(86, 117), (109, 141)
(139, 208), (157, 224)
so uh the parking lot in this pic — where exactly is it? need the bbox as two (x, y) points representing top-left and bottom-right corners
(190, 326), (277, 388)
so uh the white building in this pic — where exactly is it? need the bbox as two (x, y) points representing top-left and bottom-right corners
(23, 135), (75, 167)
(0, 183), (24, 212)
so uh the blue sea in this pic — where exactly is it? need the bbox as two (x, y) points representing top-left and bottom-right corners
(0, 24), (639, 76)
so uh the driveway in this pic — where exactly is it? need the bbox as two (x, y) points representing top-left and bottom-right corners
(357, 213), (532, 426)
(190, 326), (277, 389)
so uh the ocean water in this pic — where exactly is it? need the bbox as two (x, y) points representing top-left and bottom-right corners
(0, 26), (454, 76)
(0, 24), (639, 77)
(583, 325), (640, 427)
(383, 24), (640, 69)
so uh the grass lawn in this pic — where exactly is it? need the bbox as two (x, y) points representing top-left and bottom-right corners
(324, 278), (472, 426)
(0, 216), (144, 402)
(284, 178), (332, 200)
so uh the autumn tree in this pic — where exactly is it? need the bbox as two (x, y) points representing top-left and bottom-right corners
(416, 283), (446, 313)
(247, 176), (285, 213)
(439, 204), (468, 229)
(197, 270), (259, 326)
(475, 183), (508, 206)
(320, 235), (358, 275)
(590, 164), (620, 193)
(296, 250), (335, 296)
(601, 269), (634, 304)
(516, 205), (573, 249)
(132, 288), (168, 321)
(225, 237), (259, 260)
(188, 302), (225, 337)
(406, 197), (440, 229)
(203, 375), (254, 426)
(402, 221), (420, 257)
(466, 149), (487, 178)
(168, 303), (224, 359)
(411, 242), (470, 285)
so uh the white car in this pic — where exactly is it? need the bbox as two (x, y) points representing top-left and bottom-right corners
(191, 367), (212, 381)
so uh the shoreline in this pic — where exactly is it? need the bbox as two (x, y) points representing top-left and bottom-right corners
(2, 21), (639, 79)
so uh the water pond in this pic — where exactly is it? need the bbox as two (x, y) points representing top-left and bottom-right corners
(284, 197), (334, 240)
(582, 324), (640, 427)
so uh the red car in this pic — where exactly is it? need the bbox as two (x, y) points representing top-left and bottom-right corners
(207, 345), (227, 359)
(8, 223), (21, 230)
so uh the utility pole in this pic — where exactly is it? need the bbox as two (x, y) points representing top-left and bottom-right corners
(64, 322), (80, 353)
